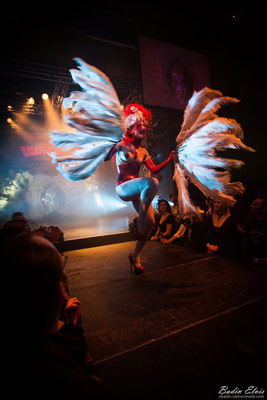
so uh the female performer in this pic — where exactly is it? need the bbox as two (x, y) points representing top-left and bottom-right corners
(49, 58), (173, 275)
(104, 104), (174, 274)
(50, 58), (254, 275)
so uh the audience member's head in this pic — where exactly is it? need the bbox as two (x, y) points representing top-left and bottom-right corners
(157, 198), (172, 214)
(169, 192), (178, 205)
(12, 211), (25, 221)
(2, 232), (65, 335)
(213, 200), (230, 216)
(250, 198), (266, 215)
(183, 215), (194, 227)
(2, 219), (30, 240)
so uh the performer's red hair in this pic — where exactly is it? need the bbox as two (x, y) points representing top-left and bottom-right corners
(123, 104), (151, 147)
(123, 104), (151, 125)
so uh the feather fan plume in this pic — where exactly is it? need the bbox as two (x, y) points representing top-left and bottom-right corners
(49, 58), (125, 181)
(175, 87), (255, 216)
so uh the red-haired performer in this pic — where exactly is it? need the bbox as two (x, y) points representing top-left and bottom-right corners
(50, 59), (254, 273)
(104, 103), (174, 273)
(50, 59), (173, 274)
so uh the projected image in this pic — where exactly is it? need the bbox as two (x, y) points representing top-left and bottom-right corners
(139, 35), (211, 110)
(0, 95), (134, 238)
(0, 157), (132, 237)
(166, 58), (194, 109)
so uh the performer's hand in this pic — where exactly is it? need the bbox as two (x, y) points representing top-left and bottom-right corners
(115, 140), (125, 151)
(169, 150), (175, 160)
(116, 140), (135, 160)
(116, 140), (132, 152)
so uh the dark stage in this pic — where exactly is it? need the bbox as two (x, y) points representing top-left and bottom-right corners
(63, 239), (267, 399)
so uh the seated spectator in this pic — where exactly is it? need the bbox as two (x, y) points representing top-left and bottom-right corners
(1, 232), (109, 398)
(205, 199), (241, 258)
(11, 211), (26, 221)
(169, 191), (179, 217)
(238, 197), (267, 263)
(150, 199), (176, 241)
(188, 213), (208, 252)
(161, 216), (189, 246)
(183, 205), (210, 253)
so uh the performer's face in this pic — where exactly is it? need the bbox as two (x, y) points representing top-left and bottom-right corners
(131, 120), (147, 139)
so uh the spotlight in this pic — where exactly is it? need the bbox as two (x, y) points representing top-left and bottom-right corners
(7, 118), (16, 129)
(42, 93), (49, 100)
(23, 97), (35, 113)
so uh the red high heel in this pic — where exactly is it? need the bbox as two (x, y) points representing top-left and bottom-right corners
(128, 253), (144, 275)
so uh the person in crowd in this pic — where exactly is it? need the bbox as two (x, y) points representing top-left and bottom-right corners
(150, 199), (176, 241)
(0, 211), (31, 244)
(238, 197), (267, 263)
(2, 232), (109, 399)
(205, 199), (242, 258)
(183, 205), (210, 253)
(11, 211), (26, 220)
(169, 192), (179, 217)
(160, 217), (188, 246)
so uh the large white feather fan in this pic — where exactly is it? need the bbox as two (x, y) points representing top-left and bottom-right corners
(49, 58), (125, 181)
(174, 87), (255, 216)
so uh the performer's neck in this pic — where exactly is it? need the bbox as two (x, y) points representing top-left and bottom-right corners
(124, 135), (142, 148)
(131, 137), (142, 148)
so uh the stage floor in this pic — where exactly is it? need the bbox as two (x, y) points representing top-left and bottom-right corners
(64, 241), (267, 399)
(60, 216), (131, 241)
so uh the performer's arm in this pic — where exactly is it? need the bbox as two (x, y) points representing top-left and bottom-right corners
(104, 144), (118, 161)
(143, 151), (174, 174)
(104, 140), (135, 162)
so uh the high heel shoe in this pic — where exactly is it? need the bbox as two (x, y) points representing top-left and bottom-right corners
(128, 253), (144, 275)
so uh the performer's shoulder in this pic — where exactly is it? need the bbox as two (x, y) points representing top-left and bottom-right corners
(140, 147), (150, 159)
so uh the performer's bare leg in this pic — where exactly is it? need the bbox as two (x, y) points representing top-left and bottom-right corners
(132, 240), (146, 267)
(116, 177), (158, 270)
(116, 177), (159, 234)
(131, 203), (155, 266)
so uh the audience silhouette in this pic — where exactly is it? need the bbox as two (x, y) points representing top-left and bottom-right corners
(1, 232), (110, 399)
